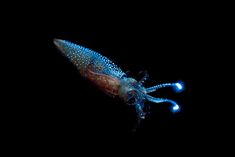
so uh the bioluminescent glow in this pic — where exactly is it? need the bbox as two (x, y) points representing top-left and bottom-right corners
(54, 38), (184, 122)
(174, 81), (184, 93)
(146, 95), (181, 112)
(172, 104), (180, 112)
(175, 83), (182, 90)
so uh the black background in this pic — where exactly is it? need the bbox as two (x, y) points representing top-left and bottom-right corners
(3, 2), (228, 154)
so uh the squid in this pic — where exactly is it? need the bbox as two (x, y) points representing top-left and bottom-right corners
(54, 39), (184, 121)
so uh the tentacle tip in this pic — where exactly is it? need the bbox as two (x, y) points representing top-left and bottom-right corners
(138, 110), (146, 119)
(172, 104), (180, 112)
(174, 81), (184, 92)
(140, 115), (145, 119)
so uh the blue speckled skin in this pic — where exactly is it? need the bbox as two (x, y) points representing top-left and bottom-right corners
(54, 39), (126, 79)
(53, 38), (184, 122)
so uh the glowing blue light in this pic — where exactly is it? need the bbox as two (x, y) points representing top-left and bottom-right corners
(174, 81), (184, 92)
(175, 83), (182, 90)
(173, 104), (180, 111)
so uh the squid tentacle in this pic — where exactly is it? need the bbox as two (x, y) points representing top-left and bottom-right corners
(145, 95), (180, 112)
(54, 38), (185, 123)
(135, 103), (146, 119)
(146, 82), (184, 93)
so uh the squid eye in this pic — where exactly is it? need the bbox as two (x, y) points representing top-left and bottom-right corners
(127, 97), (136, 105)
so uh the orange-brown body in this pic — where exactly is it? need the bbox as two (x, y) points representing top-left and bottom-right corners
(54, 38), (184, 121)
(83, 68), (120, 96)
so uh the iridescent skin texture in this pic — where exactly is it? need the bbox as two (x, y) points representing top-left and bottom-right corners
(54, 39), (184, 120)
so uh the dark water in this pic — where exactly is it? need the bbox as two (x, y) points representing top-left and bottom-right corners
(3, 3), (224, 154)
